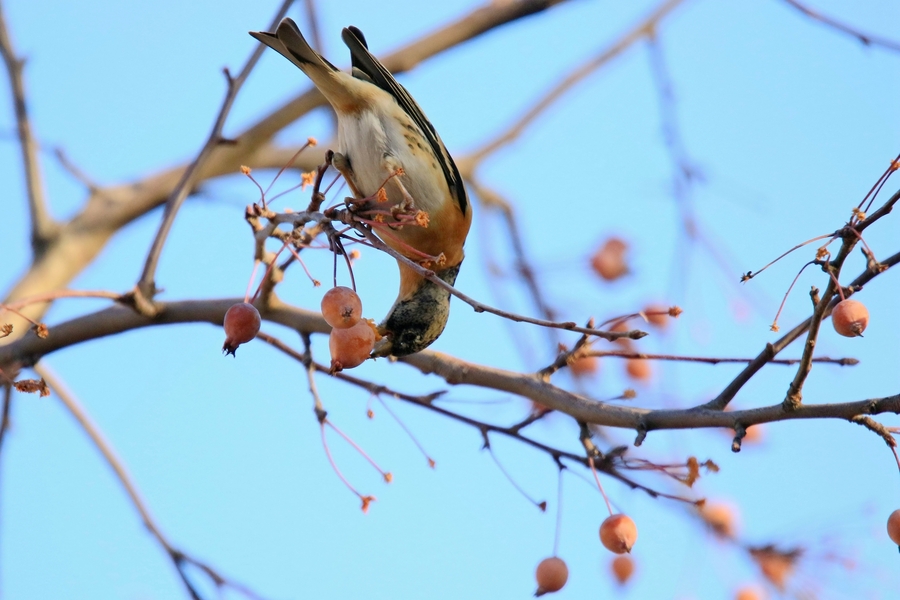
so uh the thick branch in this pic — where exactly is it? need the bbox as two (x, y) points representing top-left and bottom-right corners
(0, 297), (327, 369)
(2, 296), (896, 437)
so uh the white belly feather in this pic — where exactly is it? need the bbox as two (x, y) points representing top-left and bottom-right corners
(336, 98), (447, 216)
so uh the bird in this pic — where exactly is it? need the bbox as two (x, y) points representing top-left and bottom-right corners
(250, 19), (472, 357)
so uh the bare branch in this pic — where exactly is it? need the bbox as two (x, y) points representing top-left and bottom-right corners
(462, 0), (686, 166)
(35, 363), (267, 600)
(466, 179), (560, 345)
(580, 350), (858, 367)
(342, 218), (647, 342)
(34, 364), (172, 554)
(0, 297), (327, 370)
(780, 0), (900, 52)
(133, 0), (296, 310)
(0, 0), (56, 251)
(701, 227), (900, 412)
(0, 383), (10, 457)
(257, 331), (697, 504)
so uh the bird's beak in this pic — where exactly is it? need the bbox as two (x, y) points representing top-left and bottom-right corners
(371, 262), (461, 358)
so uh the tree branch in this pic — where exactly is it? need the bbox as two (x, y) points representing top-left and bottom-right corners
(0, 292), (896, 448)
(461, 0), (686, 166)
(35, 363), (266, 600)
(779, 0), (900, 52)
(133, 0), (296, 310)
(0, 0), (56, 252)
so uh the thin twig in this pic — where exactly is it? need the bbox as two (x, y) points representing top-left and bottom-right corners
(0, 0), (56, 251)
(467, 180), (560, 348)
(342, 218), (646, 342)
(1, 289), (123, 313)
(700, 212), (899, 412)
(579, 350), (857, 366)
(35, 363), (266, 600)
(780, 0), (900, 52)
(464, 0), (686, 164)
(0, 383), (11, 456)
(134, 0), (296, 310)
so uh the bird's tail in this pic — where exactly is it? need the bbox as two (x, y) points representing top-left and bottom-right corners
(250, 18), (358, 108)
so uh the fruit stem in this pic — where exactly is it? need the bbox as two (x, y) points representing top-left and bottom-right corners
(588, 456), (615, 517)
(553, 468), (564, 556)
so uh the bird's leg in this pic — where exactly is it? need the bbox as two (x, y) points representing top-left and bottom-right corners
(330, 152), (366, 200)
(382, 155), (417, 209)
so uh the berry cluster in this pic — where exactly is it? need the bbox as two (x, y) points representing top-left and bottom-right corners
(534, 513), (638, 595)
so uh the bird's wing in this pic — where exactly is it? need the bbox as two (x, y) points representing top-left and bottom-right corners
(341, 26), (468, 215)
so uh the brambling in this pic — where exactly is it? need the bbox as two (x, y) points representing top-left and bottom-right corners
(251, 19), (472, 357)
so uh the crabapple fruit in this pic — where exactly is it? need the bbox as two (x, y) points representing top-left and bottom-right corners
(321, 286), (363, 329)
(625, 358), (651, 382)
(534, 556), (568, 595)
(611, 555), (634, 585)
(329, 320), (376, 372)
(590, 237), (629, 281)
(887, 509), (900, 545)
(222, 302), (261, 356)
(600, 514), (638, 554)
(569, 354), (598, 377)
(831, 299), (868, 337)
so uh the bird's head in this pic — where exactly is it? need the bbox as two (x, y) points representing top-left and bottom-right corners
(371, 262), (461, 358)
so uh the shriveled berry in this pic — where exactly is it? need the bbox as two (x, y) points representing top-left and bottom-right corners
(831, 299), (868, 337)
(600, 514), (638, 554)
(321, 286), (363, 329)
(329, 320), (376, 372)
(222, 302), (261, 356)
(534, 556), (568, 595)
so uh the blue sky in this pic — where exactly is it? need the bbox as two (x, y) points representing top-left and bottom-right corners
(1, 1), (899, 599)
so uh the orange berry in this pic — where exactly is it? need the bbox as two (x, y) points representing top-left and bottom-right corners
(609, 320), (633, 350)
(831, 299), (868, 337)
(735, 585), (764, 600)
(643, 303), (670, 329)
(329, 320), (376, 372)
(625, 358), (651, 382)
(742, 425), (764, 444)
(534, 556), (568, 595)
(591, 237), (629, 281)
(569, 355), (599, 377)
(887, 509), (900, 545)
(321, 286), (363, 329)
(222, 302), (261, 356)
(599, 514), (638, 554)
(610, 555), (634, 585)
